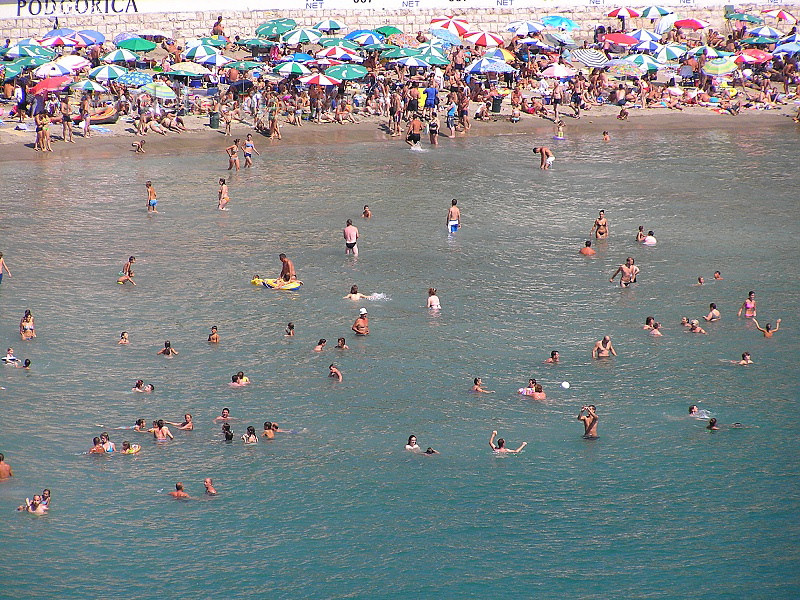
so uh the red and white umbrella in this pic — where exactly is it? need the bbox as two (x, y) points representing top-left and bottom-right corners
(316, 46), (359, 59)
(311, 58), (343, 66)
(674, 18), (710, 30)
(761, 9), (797, 24)
(605, 33), (640, 45)
(430, 15), (471, 36)
(300, 73), (342, 86)
(30, 75), (72, 94)
(56, 55), (92, 71)
(608, 7), (641, 18)
(39, 35), (78, 47)
(735, 48), (773, 64)
(463, 30), (505, 47)
(541, 63), (577, 78)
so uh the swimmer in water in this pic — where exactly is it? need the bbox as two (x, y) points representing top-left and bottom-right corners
(446, 199), (460, 233)
(706, 418), (719, 431)
(609, 257), (638, 287)
(314, 339), (327, 352)
(602, 131), (610, 142)
(145, 180), (158, 213)
(285, 322), (295, 337)
(577, 405), (599, 439)
(471, 377), (495, 393)
(489, 430), (527, 453)
(221, 423), (234, 442)
(153, 420), (173, 440)
(352, 308), (369, 336)
(118, 331), (129, 345)
(590, 210), (609, 239)
(427, 288), (441, 309)
(214, 408), (232, 422)
(362, 205), (371, 219)
(753, 318), (781, 338)
(335, 338), (348, 350)
(688, 320), (707, 334)
(592, 336), (617, 358)
(166, 414), (193, 431)
(328, 364), (343, 382)
(650, 322), (663, 336)
(545, 350), (559, 364)
(680, 317), (691, 328)
(157, 340), (178, 356)
(579, 240), (595, 255)
(532, 146), (554, 170)
(405, 435), (421, 452)
(100, 432), (116, 453)
(697, 276), (705, 286)
(636, 226), (646, 242)
(738, 352), (753, 365)
(703, 303), (721, 322)
(204, 478), (217, 495)
(132, 379), (145, 392)
(121, 441), (141, 454)
(89, 437), (105, 454)
(344, 285), (369, 300)
(241, 426), (258, 444)
(262, 422), (274, 439)
(737, 291), (756, 319)
(644, 316), (655, 330)
(208, 326), (219, 343)
(169, 482), (190, 498)
(714, 271), (723, 280)
(689, 406), (712, 419)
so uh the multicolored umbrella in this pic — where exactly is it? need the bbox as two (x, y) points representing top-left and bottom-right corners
(571, 48), (610, 68)
(702, 57), (738, 75)
(748, 26), (783, 38)
(299, 73), (342, 86)
(674, 19), (710, 30)
(226, 60), (263, 71)
(725, 13), (763, 25)
(324, 64), (368, 80)
(89, 64), (129, 81)
(73, 32), (103, 46)
(30, 75), (72, 94)
(349, 32), (383, 46)
(33, 61), (71, 78)
(140, 81), (176, 99)
(317, 46), (360, 60)
(6, 44), (54, 58)
(103, 49), (139, 63)
(483, 48), (515, 62)
(640, 6), (673, 19)
(198, 54), (233, 67)
(762, 9), (797, 24)
(282, 28), (322, 45)
(629, 29), (661, 42)
(632, 40), (662, 53)
(463, 30), (505, 47)
(115, 71), (153, 86)
(314, 19), (345, 32)
(43, 27), (76, 38)
(507, 20), (546, 35)
(774, 41), (800, 54)
(55, 55), (91, 71)
(736, 48), (772, 63)
(687, 45), (724, 58)
(394, 56), (431, 68)
(117, 37), (157, 52)
(656, 43), (687, 62)
(608, 7), (640, 18)
(273, 61), (311, 76)
(429, 15), (471, 36)
(200, 36), (227, 48)
(70, 79), (107, 92)
(607, 60), (646, 77)
(376, 26), (403, 36)
(183, 45), (219, 61)
(541, 16), (579, 30)
(113, 32), (139, 44)
(39, 35), (78, 47)
(742, 36), (779, 45)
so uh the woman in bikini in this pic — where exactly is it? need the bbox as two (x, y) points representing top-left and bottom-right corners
(218, 178), (230, 210)
(225, 139), (240, 171)
(737, 291), (756, 318)
(591, 210), (609, 239)
(19, 310), (35, 340)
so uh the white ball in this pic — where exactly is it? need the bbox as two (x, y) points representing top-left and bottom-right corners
(561, 381), (570, 389)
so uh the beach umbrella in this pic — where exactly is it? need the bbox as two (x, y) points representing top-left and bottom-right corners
(394, 56), (431, 68)
(674, 19), (710, 30)
(428, 28), (462, 47)
(117, 37), (157, 52)
(507, 20), (546, 35)
(748, 26), (783, 38)
(640, 6), (673, 19)
(737, 48), (773, 63)
(541, 63), (577, 77)
(6, 44), (53, 58)
(324, 63), (368, 80)
(605, 33), (640, 46)
(483, 47), (515, 62)
(607, 61), (646, 77)
(103, 49), (139, 63)
(273, 61), (311, 76)
(32, 61), (71, 78)
(89, 64), (129, 81)
(350, 32), (383, 46)
(2, 64), (24, 80)
(299, 73), (342, 86)
(624, 54), (664, 69)
(227, 60), (263, 71)
(571, 48), (610, 68)
(183, 45), (218, 61)
(655, 14), (679, 34)
(541, 16), (579, 30)
(9, 56), (50, 69)
(140, 81), (176, 99)
(386, 33), (421, 48)
(198, 54), (233, 67)
(255, 23), (289, 38)
(382, 47), (421, 59)
(629, 29), (661, 42)
(115, 71), (153, 86)
(43, 28), (77, 38)
(239, 38), (276, 50)
(320, 38), (360, 49)
(317, 46), (359, 60)
(282, 28), (323, 45)
(429, 15), (471, 36)
(362, 43), (396, 52)
(774, 42), (800, 54)
(376, 26), (403, 36)
(632, 40), (662, 53)
(762, 9), (797, 24)
(702, 57), (738, 75)
(656, 43), (687, 62)
(545, 32), (576, 47)
(780, 33), (800, 43)
(39, 35), (78, 47)
(170, 61), (211, 75)
(70, 79), (107, 92)
(314, 19), (345, 32)
(465, 57), (508, 73)
(200, 36), (227, 48)
(725, 13), (763, 25)
(164, 70), (201, 78)
(419, 51), (450, 66)
(608, 7), (640, 18)
(286, 52), (316, 62)
(16, 37), (42, 46)
(519, 39), (556, 51)
(742, 36), (778, 45)
(310, 58), (343, 67)
(463, 31), (505, 47)
(30, 75), (71, 94)
(687, 45), (723, 58)
(113, 32), (139, 44)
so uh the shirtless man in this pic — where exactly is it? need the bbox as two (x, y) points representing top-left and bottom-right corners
(489, 430), (527, 453)
(0, 453), (13, 479)
(169, 482), (189, 498)
(753, 318), (781, 338)
(278, 253), (297, 282)
(204, 478), (217, 495)
(145, 180), (158, 213)
(592, 336), (617, 358)
(0, 253), (11, 285)
(406, 113), (424, 146)
(446, 199), (460, 233)
(579, 241), (595, 255)
(577, 405), (599, 439)
(532, 146), (554, 170)
(343, 219), (359, 256)
(545, 350), (559, 364)
(328, 364), (343, 382)
(590, 210), (609, 239)
(152, 420), (174, 440)
(471, 377), (495, 393)
(208, 326), (219, 343)
(610, 257), (639, 287)
(214, 408), (232, 422)
(352, 308), (369, 335)
(60, 95), (74, 143)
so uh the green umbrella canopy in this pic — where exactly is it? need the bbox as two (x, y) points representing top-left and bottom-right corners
(324, 63), (368, 80)
(256, 22), (294, 38)
(117, 37), (157, 52)
(10, 55), (50, 68)
(2, 64), (24, 80)
(319, 38), (360, 49)
(376, 25), (403, 36)
(164, 69), (202, 77)
(238, 38), (277, 49)
(200, 36), (228, 47)
(226, 60), (264, 71)
(382, 47), (421, 59)
(419, 51), (450, 65)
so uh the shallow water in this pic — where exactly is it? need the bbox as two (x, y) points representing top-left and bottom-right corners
(1, 125), (798, 598)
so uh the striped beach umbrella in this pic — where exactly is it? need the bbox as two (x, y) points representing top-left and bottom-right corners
(762, 9), (797, 24)
(2, 64), (24, 80)
(282, 28), (322, 45)
(55, 55), (91, 71)
(314, 19), (345, 32)
(103, 49), (139, 63)
(324, 63), (368, 80)
(226, 60), (263, 71)
(702, 57), (738, 75)
(113, 32), (139, 44)
(608, 7), (640, 18)
(687, 45), (724, 58)
(607, 61), (646, 77)
(39, 35), (78, 47)
(742, 36), (778, 45)
(674, 19), (710, 30)
(748, 25), (783, 38)
(541, 16), (579, 30)
(624, 54), (664, 70)
(463, 30), (505, 47)
(32, 61), (71, 78)
(89, 64), (129, 81)
(6, 44), (54, 58)
(78, 30), (105, 44)
(640, 6), (673, 19)
(115, 71), (153, 86)
(419, 51), (450, 66)
(571, 48), (610, 68)
(349, 32), (383, 46)
(483, 47), (515, 62)
(656, 43), (687, 62)
(198, 54), (233, 67)
(273, 61), (311, 76)
(117, 37), (157, 52)
(320, 38), (360, 49)
(394, 56), (431, 68)
(255, 23), (293, 38)
(429, 15), (471, 36)
(774, 41), (800, 54)
(70, 79), (107, 92)
(507, 20), (546, 35)
(299, 73), (342, 86)
(317, 46), (359, 60)
(183, 44), (218, 61)
(9, 56), (50, 69)
(541, 63), (577, 77)
(43, 27), (76, 38)
(736, 48), (772, 63)
(140, 81), (176, 99)
(382, 47), (421, 59)
(629, 29), (661, 42)
(632, 40), (662, 53)
(200, 36), (227, 47)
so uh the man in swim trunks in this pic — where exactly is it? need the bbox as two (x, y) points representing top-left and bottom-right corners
(447, 199), (460, 233)
(406, 113), (423, 146)
(471, 377), (495, 393)
(610, 257), (638, 287)
(352, 308), (369, 335)
(343, 219), (359, 256)
(577, 405), (599, 439)
(545, 350), (559, 364)
(590, 210), (609, 239)
(279, 253), (297, 282)
(145, 181), (158, 213)
(579, 241), (595, 255)
(169, 482), (189, 498)
(532, 146), (554, 170)
(592, 336), (617, 358)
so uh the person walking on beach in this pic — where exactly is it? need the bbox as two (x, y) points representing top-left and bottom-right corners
(533, 146), (554, 170)
(489, 430), (527, 453)
(278, 253), (297, 282)
(577, 405), (599, 439)
(343, 219), (359, 256)
(0, 252), (11, 285)
(145, 181), (158, 213)
(610, 257), (638, 287)
(60, 95), (74, 143)
(406, 113), (423, 146)
(590, 210), (609, 238)
(592, 336), (617, 358)
(218, 178), (230, 210)
(352, 307), (369, 335)
(447, 199), (460, 233)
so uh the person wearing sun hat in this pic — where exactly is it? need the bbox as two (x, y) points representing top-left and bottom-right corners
(352, 307), (369, 336)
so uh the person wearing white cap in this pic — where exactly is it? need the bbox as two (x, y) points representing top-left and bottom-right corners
(352, 307), (369, 336)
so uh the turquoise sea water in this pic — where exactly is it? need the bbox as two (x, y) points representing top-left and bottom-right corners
(1, 125), (798, 598)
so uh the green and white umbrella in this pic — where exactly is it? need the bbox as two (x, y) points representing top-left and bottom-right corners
(198, 54), (233, 67)
(382, 47), (421, 59)
(655, 43), (686, 62)
(227, 60), (263, 71)
(170, 61), (211, 75)
(702, 57), (738, 75)
(282, 28), (322, 45)
(183, 44), (219, 61)
(640, 5), (673, 19)
(687, 45), (725, 58)
(238, 38), (276, 49)
(375, 25), (403, 36)
(624, 54), (664, 70)
(256, 17), (296, 37)
(6, 44), (55, 58)
(103, 49), (139, 63)
(70, 79), (107, 92)
(200, 36), (228, 47)
(116, 37), (157, 52)
(320, 38), (360, 49)
(140, 81), (177, 99)
(419, 50), (450, 66)
(314, 19), (345, 32)
(273, 61), (311, 76)
(9, 56), (49, 69)
(324, 63), (368, 80)
(90, 64), (129, 81)
(2, 64), (24, 80)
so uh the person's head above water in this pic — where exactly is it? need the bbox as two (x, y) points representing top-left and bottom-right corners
(407, 434), (417, 446)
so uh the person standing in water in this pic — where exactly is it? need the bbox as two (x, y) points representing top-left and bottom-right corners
(242, 134), (260, 168)
(145, 181), (158, 213)
(753, 318), (781, 338)
(532, 146), (554, 170)
(225, 139), (240, 171)
(738, 291), (756, 318)
(218, 178), (230, 211)
(343, 219), (360, 257)
(489, 431), (527, 453)
(592, 336), (617, 358)
(278, 253), (297, 282)
(0, 252), (11, 285)
(577, 405), (599, 439)
(590, 210), (609, 239)
(446, 199), (460, 233)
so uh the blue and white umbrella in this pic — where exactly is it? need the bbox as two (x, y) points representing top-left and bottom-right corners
(394, 56), (431, 68)
(507, 20), (546, 35)
(32, 61), (71, 78)
(633, 40), (662, 53)
(78, 29), (105, 44)
(629, 29), (661, 42)
(624, 54), (665, 70)
(286, 52), (315, 62)
(43, 27), (77, 38)
(350, 32), (382, 46)
(198, 54), (233, 67)
(429, 28), (462, 46)
(466, 57), (516, 73)
(541, 16), (579, 30)
(774, 41), (800, 54)
(113, 32), (140, 45)
(16, 37), (42, 46)
(116, 71), (153, 87)
(748, 25), (783, 38)
(518, 39), (556, 51)
(780, 33), (800, 43)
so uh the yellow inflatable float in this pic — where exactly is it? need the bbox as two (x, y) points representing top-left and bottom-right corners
(251, 276), (302, 290)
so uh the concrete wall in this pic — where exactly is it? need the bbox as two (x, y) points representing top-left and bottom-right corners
(1, 5), (797, 44)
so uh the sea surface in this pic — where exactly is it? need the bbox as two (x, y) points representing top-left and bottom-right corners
(0, 125), (798, 598)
